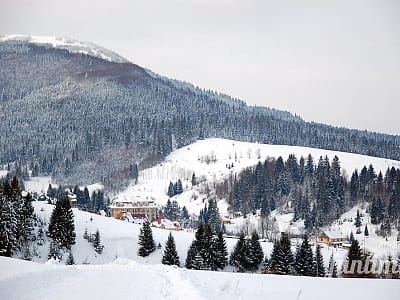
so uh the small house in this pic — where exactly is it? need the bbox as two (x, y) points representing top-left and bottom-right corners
(152, 218), (180, 231)
(317, 231), (347, 247)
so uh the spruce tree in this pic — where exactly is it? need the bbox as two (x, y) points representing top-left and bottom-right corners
(314, 244), (325, 277)
(328, 253), (338, 278)
(48, 197), (76, 250)
(364, 225), (369, 237)
(213, 231), (228, 270)
(0, 225), (12, 257)
(294, 235), (314, 276)
(191, 173), (197, 186)
(162, 232), (180, 266)
(48, 239), (62, 260)
(354, 210), (362, 228)
(137, 221), (155, 257)
(229, 232), (248, 272)
(167, 182), (175, 197)
(185, 241), (200, 269)
(269, 233), (294, 275)
(248, 231), (264, 271)
(93, 229), (103, 254)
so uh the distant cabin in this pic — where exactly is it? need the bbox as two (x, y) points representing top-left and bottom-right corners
(152, 218), (180, 231)
(317, 231), (347, 247)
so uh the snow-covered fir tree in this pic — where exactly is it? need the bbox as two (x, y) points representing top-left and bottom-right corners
(137, 221), (155, 257)
(161, 232), (180, 266)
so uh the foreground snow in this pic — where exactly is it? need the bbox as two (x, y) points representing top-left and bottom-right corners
(1, 256), (399, 300)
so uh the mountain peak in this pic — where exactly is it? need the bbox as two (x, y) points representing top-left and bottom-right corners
(0, 34), (129, 63)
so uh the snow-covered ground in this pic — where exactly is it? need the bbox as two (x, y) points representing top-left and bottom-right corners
(1, 256), (399, 300)
(115, 138), (400, 221)
(0, 35), (129, 63)
(22, 138), (400, 260)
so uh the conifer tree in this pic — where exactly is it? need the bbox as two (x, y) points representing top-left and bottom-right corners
(213, 231), (228, 270)
(137, 221), (155, 257)
(0, 225), (12, 257)
(269, 233), (294, 275)
(314, 244), (325, 277)
(328, 253), (338, 278)
(93, 229), (103, 254)
(248, 231), (264, 271)
(48, 197), (76, 250)
(354, 210), (362, 228)
(294, 235), (314, 276)
(185, 241), (201, 270)
(167, 182), (175, 197)
(229, 232), (249, 272)
(162, 232), (180, 266)
(48, 239), (62, 260)
(191, 173), (197, 186)
(364, 225), (369, 237)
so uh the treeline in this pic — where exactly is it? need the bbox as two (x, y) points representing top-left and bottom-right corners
(46, 184), (109, 214)
(217, 154), (400, 230)
(1, 41), (399, 189)
(0, 176), (34, 259)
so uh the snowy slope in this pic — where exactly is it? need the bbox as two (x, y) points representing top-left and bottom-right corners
(0, 35), (129, 63)
(117, 138), (400, 216)
(1, 256), (399, 300)
(31, 201), (349, 268)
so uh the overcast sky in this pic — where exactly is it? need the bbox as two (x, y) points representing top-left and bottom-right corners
(1, 0), (399, 135)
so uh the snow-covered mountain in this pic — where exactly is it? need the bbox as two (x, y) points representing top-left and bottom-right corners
(0, 34), (129, 63)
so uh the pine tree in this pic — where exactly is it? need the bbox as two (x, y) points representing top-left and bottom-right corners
(93, 229), (103, 254)
(229, 232), (249, 272)
(294, 235), (314, 276)
(248, 231), (264, 271)
(0, 225), (12, 257)
(191, 173), (197, 186)
(328, 253), (338, 278)
(48, 197), (76, 250)
(167, 182), (175, 197)
(314, 244), (325, 277)
(269, 233), (294, 275)
(48, 239), (62, 261)
(213, 232), (228, 270)
(344, 239), (364, 277)
(162, 232), (180, 266)
(137, 221), (155, 257)
(206, 198), (222, 233)
(364, 225), (369, 237)
(185, 241), (199, 269)
(354, 210), (362, 228)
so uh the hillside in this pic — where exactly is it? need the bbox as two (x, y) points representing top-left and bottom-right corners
(116, 138), (400, 216)
(0, 37), (399, 190)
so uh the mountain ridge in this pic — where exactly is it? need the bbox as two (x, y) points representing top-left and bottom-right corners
(0, 38), (399, 189)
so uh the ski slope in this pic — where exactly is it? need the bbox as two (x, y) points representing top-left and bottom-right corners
(0, 256), (399, 300)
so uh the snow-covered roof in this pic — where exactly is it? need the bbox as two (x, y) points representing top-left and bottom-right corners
(321, 231), (346, 239)
(152, 218), (180, 230)
(109, 199), (157, 209)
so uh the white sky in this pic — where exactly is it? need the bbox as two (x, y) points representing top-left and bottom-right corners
(1, 0), (399, 135)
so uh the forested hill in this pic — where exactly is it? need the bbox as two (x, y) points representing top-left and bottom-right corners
(0, 39), (399, 187)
